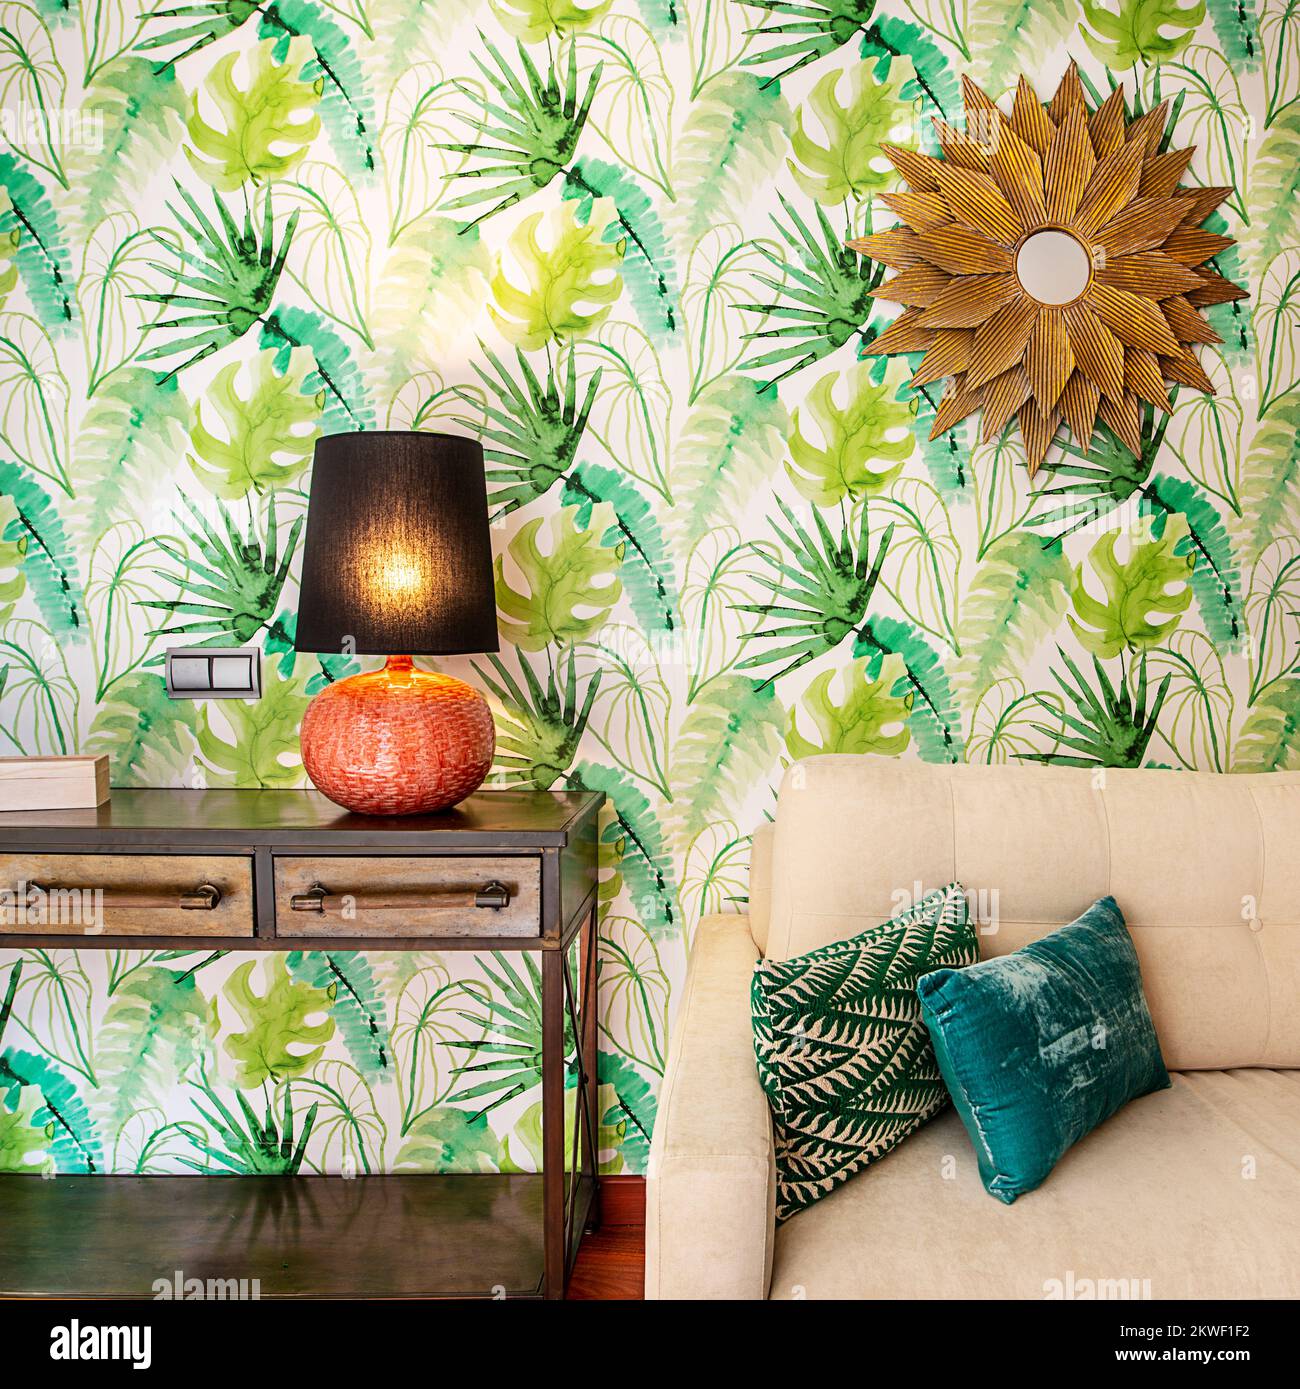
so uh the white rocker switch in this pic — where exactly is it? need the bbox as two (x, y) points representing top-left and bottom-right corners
(212, 655), (254, 690)
(165, 647), (262, 699)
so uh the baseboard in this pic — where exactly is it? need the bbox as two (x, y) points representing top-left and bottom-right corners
(598, 1175), (645, 1227)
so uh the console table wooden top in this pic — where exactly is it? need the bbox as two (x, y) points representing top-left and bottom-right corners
(0, 786), (599, 846)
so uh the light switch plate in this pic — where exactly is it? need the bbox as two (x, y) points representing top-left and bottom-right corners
(165, 646), (262, 699)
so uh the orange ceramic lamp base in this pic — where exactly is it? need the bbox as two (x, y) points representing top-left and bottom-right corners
(300, 656), (495, 816)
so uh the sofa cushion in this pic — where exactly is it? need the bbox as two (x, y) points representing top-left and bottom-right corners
(917, 897), (1170, 1203)
(753, 883), (977, 1221)
(768, 1069), (1300, 1299)
(764, 759), (1300, 1070)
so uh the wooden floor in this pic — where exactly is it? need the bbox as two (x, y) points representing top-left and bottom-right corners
(568, 1176), (645, 1300)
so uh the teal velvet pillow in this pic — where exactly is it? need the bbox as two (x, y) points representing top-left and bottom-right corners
(915, 896), (1170, 1205)
(753, 883), (978, 1221)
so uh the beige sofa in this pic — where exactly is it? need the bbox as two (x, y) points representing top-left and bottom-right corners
(646, 759), (1300, 1299)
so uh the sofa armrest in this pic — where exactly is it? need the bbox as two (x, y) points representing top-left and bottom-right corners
(748, 821), (774, 955)
(645, 915), (775, 1299)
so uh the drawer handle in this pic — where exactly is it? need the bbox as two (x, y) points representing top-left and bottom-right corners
(290, 880), (512, 913)
(26, 882), (222, 911)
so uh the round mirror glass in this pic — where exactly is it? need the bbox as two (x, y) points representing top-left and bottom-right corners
(1015, 230), (1091, 305)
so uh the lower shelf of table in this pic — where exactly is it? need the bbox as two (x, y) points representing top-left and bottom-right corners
(0, 1172), (596, 1300)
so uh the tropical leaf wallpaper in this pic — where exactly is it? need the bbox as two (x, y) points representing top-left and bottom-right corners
(0, 0), (1297, 1177)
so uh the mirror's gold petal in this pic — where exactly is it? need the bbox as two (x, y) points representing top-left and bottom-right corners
(917, 272), (1019, 327)
(1049, 62), (1086, 124)
(881, 143), (945, 192)
(1018, 397), (1063, 476)
(1087, 282), (1183, 355)
(966, 296), (1039, 388)
(911, 328), (975, 387)
(879, 190), (952, 232)
(1095, 251), (1203, 299)
(1044, 105), (1095, 222)
(1124, 349), (1173, 412)
(1011, 75), (1055, 157)
(1163, 294), (1223, 346)
(961, 75), (1002, 149)
(1088, 86), (1127, 158)
(934, 163), (1023, 245)
(933, 117), (992, 173)
(869, 264), (952, 308)
(981, 365), (1033, 442)
(1094, 197), (1189, 258)
(846, 228), (925, 269)
(866, 310), (936, 356)
(1171, 185), (1234, 227)
(1063, 302), (1126, 402)
(990, 120), (1046, 227)
(931, 373), (983, 437)
(1026, 308), (1074, 410)
(1161, 346), (1216, 394)
(1074, 138), (1145, 237)
(1124, 101), (1168, 159)
(1184, 268), (1250, 306)
(1163, 226), (1236, 266)
(913, 225), (1014, 275)
(1059, 371), (1101, 447)
(1098, 390), (1143, 457)
(1139, 147), (1194, 200)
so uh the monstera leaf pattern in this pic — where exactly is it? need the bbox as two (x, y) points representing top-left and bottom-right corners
(0, 1), (1297, 1178)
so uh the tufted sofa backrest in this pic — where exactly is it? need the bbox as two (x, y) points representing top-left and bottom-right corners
(759, 758), (1300, 1070)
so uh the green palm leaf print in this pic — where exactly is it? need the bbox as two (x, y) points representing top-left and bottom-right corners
(475, 647), (603, 789)
(735, 496), (894, 682)
(1030, 404), (1165, 541)
(739, 195), (883, 388)
(448, 953), (575, 1117)
(137, 1), (259, 69)
(134, 184), (299, 378)
(739, 0), (880, 86)
(141, 493), (302, 647)
(1020, 648), (1171, 768)
(459, 345), (602, 515)
(440, 39), (602, 227)
(181, 1076), (319, 1175)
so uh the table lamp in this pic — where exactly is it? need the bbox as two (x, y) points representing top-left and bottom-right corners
(293, 431), (499, 815)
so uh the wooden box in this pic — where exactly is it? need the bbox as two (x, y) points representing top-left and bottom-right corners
(0, 756), (110, 812)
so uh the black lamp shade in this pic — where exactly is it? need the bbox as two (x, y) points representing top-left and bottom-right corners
(294, 431), (499, 656)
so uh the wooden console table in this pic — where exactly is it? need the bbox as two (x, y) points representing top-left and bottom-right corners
(0, 787), (604, 1300)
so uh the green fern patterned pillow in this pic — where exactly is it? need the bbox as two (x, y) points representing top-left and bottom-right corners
(752, 883), (977, 1221)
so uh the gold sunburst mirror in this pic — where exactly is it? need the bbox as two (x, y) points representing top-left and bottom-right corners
(848, 64), (1247, 476)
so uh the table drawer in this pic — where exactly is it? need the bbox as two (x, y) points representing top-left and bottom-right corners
(0, 853), (254, 936)
(273, 856), (541, 938)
